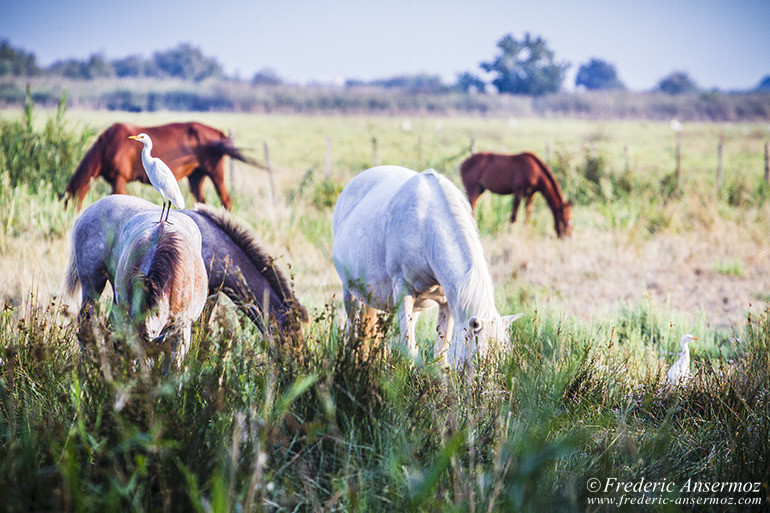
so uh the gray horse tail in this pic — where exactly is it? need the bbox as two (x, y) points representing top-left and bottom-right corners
(64, 244), (80, 300)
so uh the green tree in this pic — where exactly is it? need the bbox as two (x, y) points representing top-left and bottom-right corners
(152, 43), (224, 81)
(370, 74), (448, 93)
(656, 71), (698, 94)
(48, 53), (114, 80)
(575, 58), (625, 90)
(0, 39), (38, 76)
(755, 75), (770, 92)
(454, 71), (486, 93)
(251, 68), (283, 86)
(480, 33), (569, 96)
(112, 54), (163, 78)
(83, 53), (114, 79)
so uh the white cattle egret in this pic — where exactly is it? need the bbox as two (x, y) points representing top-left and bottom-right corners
(665, 334), (698, 386)
(128, 133), (185, 222)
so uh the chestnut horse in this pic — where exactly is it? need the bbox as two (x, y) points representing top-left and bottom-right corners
(63, 122), (259, 210)
(460, 152), (573, 237)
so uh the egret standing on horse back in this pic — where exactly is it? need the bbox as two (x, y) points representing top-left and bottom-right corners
(129, 133), (185, 223)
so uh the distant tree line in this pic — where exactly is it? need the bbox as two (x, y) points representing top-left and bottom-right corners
(1, 40), (225, 82)
(1, 35), (769, 104)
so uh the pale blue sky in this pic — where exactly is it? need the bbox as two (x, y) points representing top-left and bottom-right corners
(2, 0), (769, 91)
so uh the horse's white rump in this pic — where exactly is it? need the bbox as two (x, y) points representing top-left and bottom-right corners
(332, 165), (521, 368)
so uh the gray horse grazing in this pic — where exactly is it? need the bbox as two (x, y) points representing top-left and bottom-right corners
(333, 165), (522, 369)
(114, 211), (208, 367)
(65, 195), (308, 345)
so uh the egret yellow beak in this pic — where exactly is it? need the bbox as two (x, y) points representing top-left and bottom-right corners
(128, 135), (139, 140)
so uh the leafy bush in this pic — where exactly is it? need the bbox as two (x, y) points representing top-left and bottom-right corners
(0, 90), (90, 193)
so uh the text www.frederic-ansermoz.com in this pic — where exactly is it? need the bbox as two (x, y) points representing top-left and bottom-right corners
(585, 477), (766, 508)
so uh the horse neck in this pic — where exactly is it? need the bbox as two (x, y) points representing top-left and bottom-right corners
(194, 208), (304, 332)
(66, 143), (103, 196)
(443, 264), (499, 326)
(427, 175), (499, 324)
(530, 156), (566, 212)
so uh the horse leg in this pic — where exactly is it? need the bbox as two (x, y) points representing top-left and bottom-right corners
(343, 289), (363, 340)
(511, 195), (522, 223)
(112, 176), (128, 195)
(397, 294), (419, 359)
(76, 298), (99, 352)
(434, 301), (454, 367)
(188, 168), (207, 204)
(466, 185), (484, 214)
(174, 326), (192, 370)
(208, 165), (233, 210)
(524, 195), (534, 223)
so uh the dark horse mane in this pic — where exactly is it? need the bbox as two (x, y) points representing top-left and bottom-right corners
(192, 204), (309, 322)
(143, 228), (182, 312)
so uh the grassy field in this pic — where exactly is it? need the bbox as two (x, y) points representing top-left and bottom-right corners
(0, 106), (769, 511)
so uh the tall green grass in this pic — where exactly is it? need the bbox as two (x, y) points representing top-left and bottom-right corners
(0, 295), (767, 511)
(0, 104), (768, 511)
(0, 90), (91, 194)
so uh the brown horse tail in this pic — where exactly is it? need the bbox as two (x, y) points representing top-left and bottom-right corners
(208, 140), (267, 170)
(63, 128), (109, 208)
(143, 232), (182, 312)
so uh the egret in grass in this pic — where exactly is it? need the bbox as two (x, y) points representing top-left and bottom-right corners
(128, 133), (185, 223)
(665, 334), (698, 386)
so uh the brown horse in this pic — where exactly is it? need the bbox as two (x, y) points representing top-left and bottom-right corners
(460, 152), (573, 237)
(63, 122), (259, 210)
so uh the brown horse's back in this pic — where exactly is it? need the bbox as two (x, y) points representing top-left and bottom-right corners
(64, 121), (251, 210)
(461, 152), (542, 196)
(460, 151), (572, 237)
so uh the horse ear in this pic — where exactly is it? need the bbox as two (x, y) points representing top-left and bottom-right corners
(502, 313), (524, 328)
(469, 317), (483, 333)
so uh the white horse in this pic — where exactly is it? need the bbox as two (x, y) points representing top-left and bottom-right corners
(113, 211), (208, 368)
(332, 165), (522, 369)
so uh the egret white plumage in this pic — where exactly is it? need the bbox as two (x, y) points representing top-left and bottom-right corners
(665, 334), (698, 386)
(128, 133), (185, 222)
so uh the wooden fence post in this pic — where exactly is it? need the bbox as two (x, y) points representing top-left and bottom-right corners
(716, 137), (724, 193)
(228, 129), (236, 191)
(325, 137), (332, 178)
(624, 144), (631, 174)
(764, 141), (769, 184)
(263, 141), (276, 215)
(372, 137), (380, 166)
(417, 135), (424, 169)
(470, 138), (476, 155)
(675, 138), (681, 189)
(546, 140), (552, 163)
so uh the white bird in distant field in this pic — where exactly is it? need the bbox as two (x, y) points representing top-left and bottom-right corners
(665, 334), (698, 386)
(670, 118), (684, 133)
(128, 133), (185, 223)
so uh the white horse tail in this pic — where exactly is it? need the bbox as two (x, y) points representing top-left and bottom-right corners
(64, 240), (80, 300)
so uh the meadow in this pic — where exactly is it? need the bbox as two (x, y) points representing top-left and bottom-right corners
(0, 103), (769, 511)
